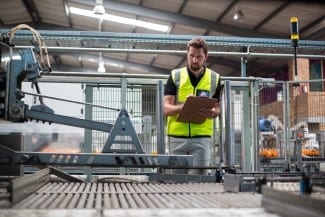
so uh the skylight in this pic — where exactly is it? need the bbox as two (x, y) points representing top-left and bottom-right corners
(69, 7), (170, 32)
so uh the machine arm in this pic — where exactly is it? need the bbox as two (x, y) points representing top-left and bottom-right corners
(1, 39), (145, 153)
(26, 105), (112, 132)
(1, 43), (113, 133)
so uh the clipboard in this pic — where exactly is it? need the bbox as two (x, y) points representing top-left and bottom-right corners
(176, 96), (217, 123)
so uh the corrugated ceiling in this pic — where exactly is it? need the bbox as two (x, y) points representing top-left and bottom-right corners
(0, 0), (324, 77)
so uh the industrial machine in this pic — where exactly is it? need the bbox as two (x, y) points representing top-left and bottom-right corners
(259, 116), (320, 160)
(0, 25), (193, 176)
(259, 116), (278, 159)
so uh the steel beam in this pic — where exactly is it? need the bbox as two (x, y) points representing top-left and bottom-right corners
(1, 29), (324, 50)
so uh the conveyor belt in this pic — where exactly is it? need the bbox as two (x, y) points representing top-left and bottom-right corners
(0, 208), (281, 217)
(12, 182), (261, 209)
(0, 182), (281, 217)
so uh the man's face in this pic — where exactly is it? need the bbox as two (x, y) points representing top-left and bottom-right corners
(187, 46), (207, 72)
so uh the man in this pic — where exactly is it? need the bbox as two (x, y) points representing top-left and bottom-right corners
(163, 37), (221, 175)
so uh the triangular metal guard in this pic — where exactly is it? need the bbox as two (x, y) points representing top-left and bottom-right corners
(102, 109), (145, 154)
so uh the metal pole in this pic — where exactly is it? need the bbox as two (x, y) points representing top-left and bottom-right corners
(84, 85), (93, 181)
(14, 46), (325, 59)
(242, 88), (251, 172)
(251, 80), (260, 171)
(224, 80), (233, 167)
(294, 46), (298, 81)
(120, 76), (127, 109)
(156, 80), (165, 154)
(241, 57), (247, 77)
(284, 81), (291, 169)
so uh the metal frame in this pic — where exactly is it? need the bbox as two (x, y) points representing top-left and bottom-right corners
(0, 144), (193, 168)
(223, 79), (262, 172)
(1, 30), (324, 65)
(2, 29), (324, 49)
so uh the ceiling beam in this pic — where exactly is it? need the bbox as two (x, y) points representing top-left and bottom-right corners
(301, 15), (325, 34)
(52, 55), (62, 65)
(216, 0), (239, 23)
(306, 27), (325, 40)
(1, 21), (78, 30)
(55, 52), (278, 76)
(253, 1), (292, 30)
(301, 15), (325, 40)
(22, 0), (42, 25)
(52, 64), (91, 72)
(167, 0), (188, 67)
(63, 0), (73, 28)
(71, 0), (281, 38)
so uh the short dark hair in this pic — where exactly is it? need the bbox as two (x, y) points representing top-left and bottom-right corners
(187, 37), (208, 55)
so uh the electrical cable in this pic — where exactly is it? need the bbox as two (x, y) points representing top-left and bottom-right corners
(4, 24), (52, 71)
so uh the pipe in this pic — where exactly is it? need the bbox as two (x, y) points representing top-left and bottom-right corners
(14, 46), (325, 59)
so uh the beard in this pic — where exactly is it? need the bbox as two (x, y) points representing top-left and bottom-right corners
(190, 63), (202, 71)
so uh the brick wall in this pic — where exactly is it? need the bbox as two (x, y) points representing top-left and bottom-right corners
(288, 58), (310, 81)
(260, 59), (325, 131)
(260, 92), (325, 131)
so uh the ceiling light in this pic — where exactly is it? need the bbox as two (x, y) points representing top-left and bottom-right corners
(233, 9), (244, 21)
(70, 7), (169, 32)
(97, 60), (106, 73)
(93, 0), (106, 15)
(97, 53), (106, 73)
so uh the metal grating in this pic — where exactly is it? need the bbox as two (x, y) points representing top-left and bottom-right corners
(12, 182), (262, 209)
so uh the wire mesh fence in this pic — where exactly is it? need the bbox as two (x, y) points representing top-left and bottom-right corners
(84, 77), (325, 173)
(259, 79), (325, 171)
(86, 84), (158, 154)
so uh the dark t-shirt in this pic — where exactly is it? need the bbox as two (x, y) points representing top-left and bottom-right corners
(164, 66), (222, 102)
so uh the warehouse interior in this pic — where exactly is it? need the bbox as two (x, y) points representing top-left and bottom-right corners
(0, 0), (325, 217)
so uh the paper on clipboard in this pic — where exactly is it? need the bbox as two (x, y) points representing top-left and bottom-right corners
(176, 96), (217, 123)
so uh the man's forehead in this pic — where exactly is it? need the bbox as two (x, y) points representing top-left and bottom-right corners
(188, 47), (206, 55)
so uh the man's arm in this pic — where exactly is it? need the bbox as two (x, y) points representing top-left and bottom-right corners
(163, 95), (183, 116)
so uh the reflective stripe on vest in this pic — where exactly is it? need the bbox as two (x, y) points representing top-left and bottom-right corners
(167, 67), (219, 137)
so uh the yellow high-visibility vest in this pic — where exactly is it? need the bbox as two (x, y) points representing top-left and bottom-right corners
(167, 67), (219, 137)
